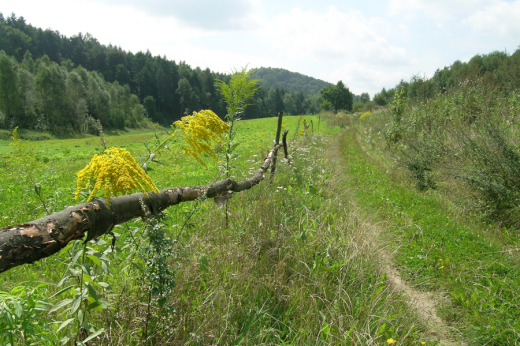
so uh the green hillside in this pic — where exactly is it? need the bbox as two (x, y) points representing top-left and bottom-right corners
(250, 67), (331, 94)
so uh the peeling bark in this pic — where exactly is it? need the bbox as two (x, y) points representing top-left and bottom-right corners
(0, 135), (288, 273)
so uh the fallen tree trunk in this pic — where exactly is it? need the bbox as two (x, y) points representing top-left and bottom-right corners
(0, 132), (288, 273)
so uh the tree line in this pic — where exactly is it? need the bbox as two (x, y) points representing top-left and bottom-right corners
(250, 67), (331, 94)
(370, 48), (520, 107)
(0, 51), (149, 133)
(0, 13), (324, 133)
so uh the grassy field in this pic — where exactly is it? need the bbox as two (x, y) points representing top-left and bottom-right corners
(0, 116), (427, 345)
(343, 119), (520, 344)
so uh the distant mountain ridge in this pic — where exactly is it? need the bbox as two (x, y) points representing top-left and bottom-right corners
(250, 67), (331, 95)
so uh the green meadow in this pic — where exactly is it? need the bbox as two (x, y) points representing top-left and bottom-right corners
(3, 111), (520, 345)
(2, 116), (429, 345)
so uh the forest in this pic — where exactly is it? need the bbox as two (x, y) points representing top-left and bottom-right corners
(0, 13), (329, 134)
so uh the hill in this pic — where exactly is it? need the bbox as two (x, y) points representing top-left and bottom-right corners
(250, 67), (331, 94)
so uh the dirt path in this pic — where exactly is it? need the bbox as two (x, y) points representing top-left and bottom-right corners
(334, 131), (466, 346)
(374, 229), (464, 346)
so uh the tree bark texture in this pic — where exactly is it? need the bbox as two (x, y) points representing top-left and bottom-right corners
(0, 134), (288, 273)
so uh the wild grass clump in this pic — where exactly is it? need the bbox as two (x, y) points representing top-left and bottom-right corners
(137, 134), (424, 345)
(357, 77), (520, 228)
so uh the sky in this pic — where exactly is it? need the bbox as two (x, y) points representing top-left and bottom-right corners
(2, 0), (520, 96)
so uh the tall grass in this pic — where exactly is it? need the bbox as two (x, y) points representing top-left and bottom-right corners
(357, 77), (520, 228)
(352, 78), (520, 344)
(0, 118), (424, 344)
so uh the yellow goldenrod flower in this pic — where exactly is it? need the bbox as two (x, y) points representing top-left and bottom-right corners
(75, 147), (159, 208)
(387, 339), (395, 344)
(360, 111), (372, 120)
(173, 110), (230, 168)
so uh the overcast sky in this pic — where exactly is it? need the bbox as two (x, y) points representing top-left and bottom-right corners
(2, 0), (520, 96)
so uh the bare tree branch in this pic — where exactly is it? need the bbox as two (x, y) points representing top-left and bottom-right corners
(0, 135), (288, 273)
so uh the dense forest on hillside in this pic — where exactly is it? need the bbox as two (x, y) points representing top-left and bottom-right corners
(0, 13), (322, 133)
(0, 51), (150, 134)
(250, 67), (331, 94)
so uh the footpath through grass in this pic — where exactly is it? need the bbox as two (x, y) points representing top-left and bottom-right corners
(340, 127), (520, 344)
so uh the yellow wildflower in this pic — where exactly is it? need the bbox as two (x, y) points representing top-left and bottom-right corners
(360, 111), (372, 120)
(387, 339), (395, 344)
(421, 342), (426, 345)
(3, 216), (7, 220)
(75, 147), (158, 208)
(173, 110), (230, 168)
(259, 132), (265, 136)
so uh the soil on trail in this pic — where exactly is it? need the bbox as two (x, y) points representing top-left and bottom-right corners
(336, 130), (466, 346)
(377, 237), (465, 346)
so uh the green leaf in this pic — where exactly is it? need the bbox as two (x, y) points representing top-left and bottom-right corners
(86, 301), (102, 311)
(51, 285), (74, 298)
(71, 248), (83, 267)
(34, 301), (52, 311)
(87, 255), (101, 268)
(14, 301), (23, 318)
(49, 299), (73, 313)
(96, 282), (110, 288)
(56, 318), (75, 334)
(82, 328), (105, 343)
(59, 335), (73, 346)
(81, 263), (91, 275)
(78, 309), (84, 324)
(10, 285), (24, 295)
(85, 283), (98, 300)
(82, 274), (93, 284)
(70, 294), (82, 314)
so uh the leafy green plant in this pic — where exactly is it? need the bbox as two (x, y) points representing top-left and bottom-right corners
(459, 121), (520, 226)
(214, 67), (259, 226)
(385, 87), (407, 143)
(136, 201), (178, 343)
(52, 239), (112, 345)
(0, 284), (55, 345)
(214, 66), (259, 179)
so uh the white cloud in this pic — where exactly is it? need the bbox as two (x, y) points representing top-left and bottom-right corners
(462, 0), (520, 37)
(158, 41), (279, 74)
(91, 0), (263, 31)
(389, 0), (496, 23)
(257, 7), (410, 68)
(322, 63), (409, 96)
